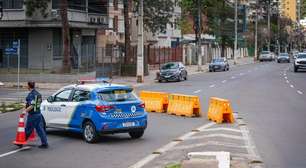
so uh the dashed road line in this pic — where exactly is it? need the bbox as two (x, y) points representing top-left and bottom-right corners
(286, 80), (290, 83)
(231, 76), (236, 79)
(284, 76), (287, 79)
(239, 73), (245, 76)
(0, 147), (31, 158)
(193, 90), (202, 94)
(209, 84), (215, 88)
(222, 80), (227, 83)
(297, 90), (303, 95)
(290, 85), (294, 88)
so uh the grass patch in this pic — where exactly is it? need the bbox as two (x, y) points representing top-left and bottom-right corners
(0, 102), (24, 113)
(165, 163), (181, 168)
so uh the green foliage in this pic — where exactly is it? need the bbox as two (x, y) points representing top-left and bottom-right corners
(134, 0), (175, 34)
(179, 17), (193, 34)
(24, 0), (50, 18)
(181, 0), (235, 47)
(302, 0), (306, 18)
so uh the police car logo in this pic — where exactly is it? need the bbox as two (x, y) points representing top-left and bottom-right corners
(131, 106), (136, 113)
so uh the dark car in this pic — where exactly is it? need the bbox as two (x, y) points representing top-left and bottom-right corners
(157, 62), (187, 82)
(209, 58), (229, 72)
(277, 53), (290, 63)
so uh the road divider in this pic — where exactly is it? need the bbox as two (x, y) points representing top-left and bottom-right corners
(207, 97), (234, 124)
(139, 91), (169, 113)
(167, 94), (201, 117)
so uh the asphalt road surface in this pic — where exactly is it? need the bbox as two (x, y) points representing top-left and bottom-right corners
(0, 61), (305, 168)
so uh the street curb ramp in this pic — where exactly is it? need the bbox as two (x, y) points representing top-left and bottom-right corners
(139, 91), (169, 113)
(167, 94), (201, 117)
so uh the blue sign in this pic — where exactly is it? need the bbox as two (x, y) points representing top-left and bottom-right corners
(12, 41), (19, 49)
(5, 48), (17, 55)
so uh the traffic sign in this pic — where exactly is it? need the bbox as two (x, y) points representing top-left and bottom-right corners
(5, 48), (17, 55)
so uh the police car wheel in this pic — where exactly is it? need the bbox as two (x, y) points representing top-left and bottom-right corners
(83, 121), (99, 143)
(129, 130), (144, 139)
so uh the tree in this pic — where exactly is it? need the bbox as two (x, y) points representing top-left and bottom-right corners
(123, 0), (174, 63)
(59, 0), (71, 73)
(24, 0), (50, 18)
(181, 0), (235, 57)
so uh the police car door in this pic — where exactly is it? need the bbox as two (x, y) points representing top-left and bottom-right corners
(44, 89), (73, 128)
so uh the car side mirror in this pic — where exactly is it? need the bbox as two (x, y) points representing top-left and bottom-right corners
(47, 96), (54, 103)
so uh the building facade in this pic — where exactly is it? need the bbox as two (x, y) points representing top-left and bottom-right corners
(0, 0), (108, 71)
(280, 0), (297, 21)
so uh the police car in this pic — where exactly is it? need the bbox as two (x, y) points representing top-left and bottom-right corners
(40, 81), (147, 143)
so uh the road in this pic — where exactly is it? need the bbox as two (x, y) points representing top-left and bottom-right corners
(0, 61), (306, 168)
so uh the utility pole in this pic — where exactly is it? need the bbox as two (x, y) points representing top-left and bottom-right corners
(298, 0), (301, 51)
(277, 0), (280, 54)
(234, 0), (238, 64)
(136, 0), (144, 83)
(197, 0), (202, 71)
(267, 0), (271, 51)
(254, 0), (258, 62)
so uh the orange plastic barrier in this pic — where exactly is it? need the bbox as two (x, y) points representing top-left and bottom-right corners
(207, 97), (234, 123)
(139, 91), (169, 113)
(167, 94), (201, 117)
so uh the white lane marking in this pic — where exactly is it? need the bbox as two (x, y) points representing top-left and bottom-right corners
(248, 70), (251, 73)
(239, 73), (244, 76)
(284, 76), (288, 79)
(240, 125), (262, 161)
(286, 80), (290, 83)
(201, 127), (242, 133)
(290, 85), (294, 88)
(186, 133), (245, 141)
(231, 76), (236, 79)
(222, 80), (227, 83)
(297, 90), (303, 95)
(0, 147), (31, 158)
(171, 141), (246, 151)
(209, 84), (215, 88)
(193, 90), (202, 94)
(129, 122), (215, 168)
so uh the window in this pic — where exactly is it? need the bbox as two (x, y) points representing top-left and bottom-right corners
(72, 90), (90, 102)
(52, 0), (86, 11)
(54, 90), (73, 102)
(98, 90), (137, 102)
(53, 29), (62, 60)
(3, 0), (23, 9)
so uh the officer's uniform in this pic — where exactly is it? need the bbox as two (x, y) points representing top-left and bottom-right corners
(25, 89), (48, 146)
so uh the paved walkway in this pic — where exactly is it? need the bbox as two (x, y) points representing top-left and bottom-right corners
(0, 57), (255, 89)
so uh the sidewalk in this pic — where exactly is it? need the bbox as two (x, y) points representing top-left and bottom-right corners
(0, 57), (254, 89)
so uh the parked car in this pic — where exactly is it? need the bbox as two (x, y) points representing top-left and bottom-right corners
(41, 82), (148, 143)
(157, 62), (188, 82)
(294, 53), (306, 72)
(259, 51), (273, 61)
(209, 58), (229, 72)
(277, 53), (290, 63)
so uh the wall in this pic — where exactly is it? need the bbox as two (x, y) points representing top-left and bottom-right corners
(28, 29), (53, 69)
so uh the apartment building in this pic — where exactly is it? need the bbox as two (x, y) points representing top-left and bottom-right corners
(0, 0), (108, 70)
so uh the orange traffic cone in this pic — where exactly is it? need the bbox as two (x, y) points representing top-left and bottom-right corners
(28, 130), (36, 141)
(12, 114), (27, 145)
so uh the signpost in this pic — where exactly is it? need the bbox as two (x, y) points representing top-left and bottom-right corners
(5, 40), (21, 98)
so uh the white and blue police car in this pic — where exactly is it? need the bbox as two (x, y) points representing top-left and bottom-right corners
(40, 81), (147, 143)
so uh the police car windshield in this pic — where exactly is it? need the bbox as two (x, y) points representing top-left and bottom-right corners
(98, 90), (137, 102)
(297, 54), (306, 59)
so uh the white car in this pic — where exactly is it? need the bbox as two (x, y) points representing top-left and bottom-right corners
(259, 51), (273, 62)
(294, 53), (306, 72)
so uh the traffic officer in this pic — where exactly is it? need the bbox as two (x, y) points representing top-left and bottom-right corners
(22, 81), (48, 148)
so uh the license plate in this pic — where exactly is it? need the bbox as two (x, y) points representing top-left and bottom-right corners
(122, 122), (135, 127)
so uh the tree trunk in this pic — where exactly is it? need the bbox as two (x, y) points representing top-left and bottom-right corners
(220, 0), (225, 58)
(60, 0), (71, 73)
(123, 0), (131, 64)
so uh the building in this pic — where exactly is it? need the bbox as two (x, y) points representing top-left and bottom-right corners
(0, 0), (108, 71)
(279, 0), (297, 21)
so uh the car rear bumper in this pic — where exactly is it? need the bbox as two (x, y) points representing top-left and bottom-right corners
(209, 65), (225, 71)
(97, 114), (148, 133)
